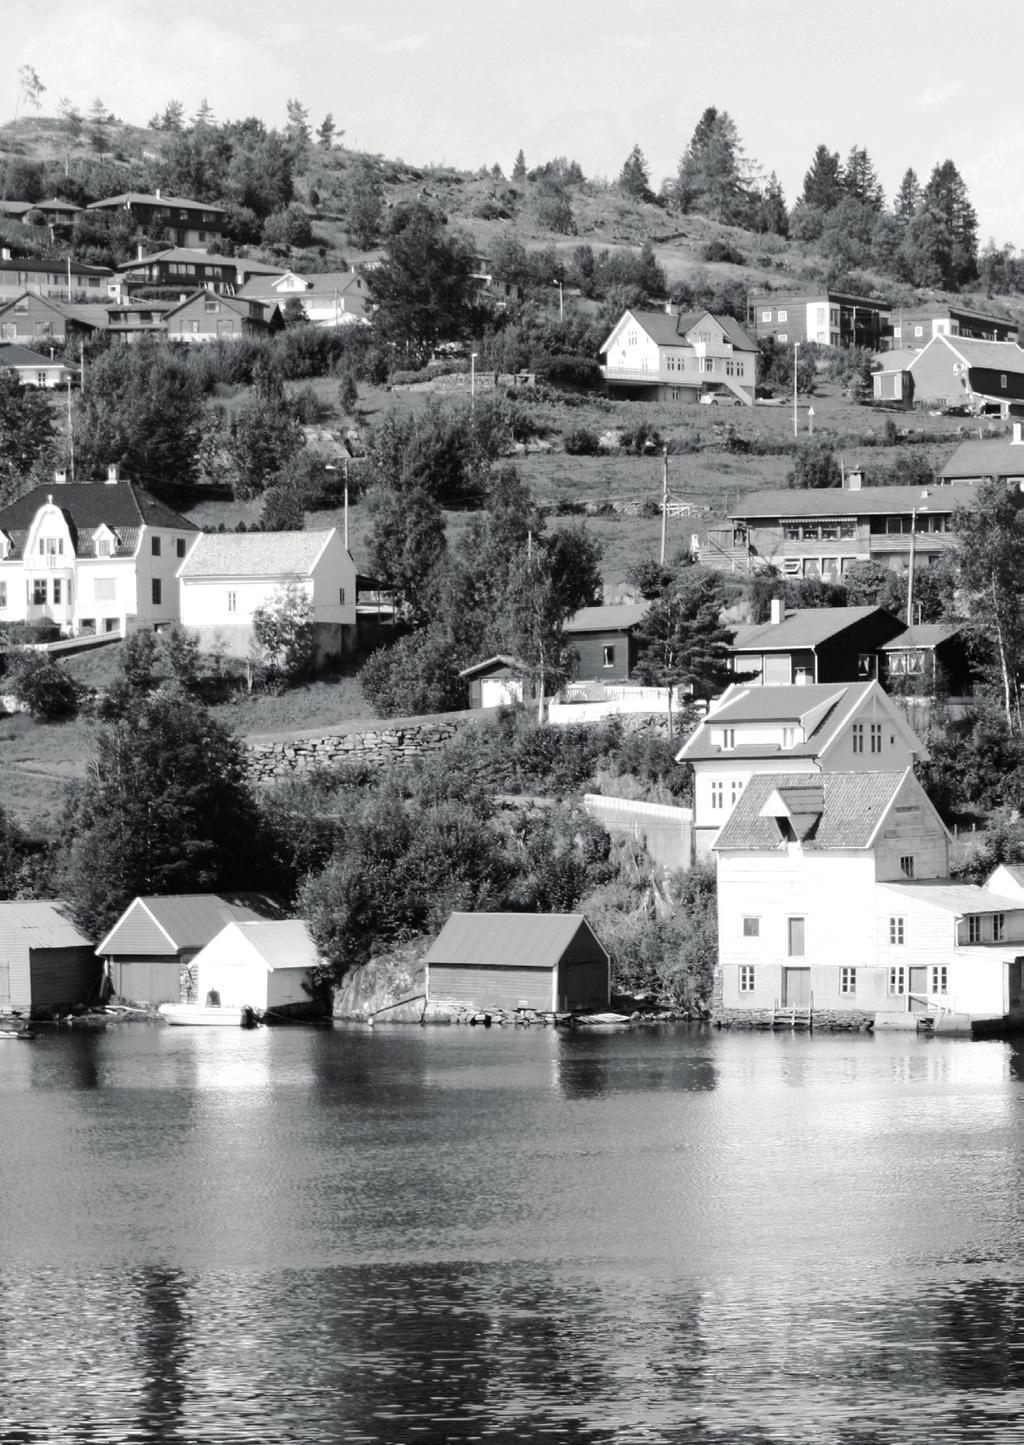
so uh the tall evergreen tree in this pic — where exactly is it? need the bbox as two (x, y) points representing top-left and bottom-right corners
(317, 112), (337, 148)
(893, 167), (921, 221)
(618, 144), (652, 201)
(674, 107), (754, 225)
(922, 159), (978, 286)
(757, 172), (789, 235)
(801, 144), (844, 210)
(633, 573), (736, 730)
(842, 146), (884, 211)
(512, 149), (527, 181)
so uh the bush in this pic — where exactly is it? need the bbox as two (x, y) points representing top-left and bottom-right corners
(701, 238), (746, 265)
(7, 653), (80, 721)
(534, 354), (601, 390)
(563, 426), (600, 455)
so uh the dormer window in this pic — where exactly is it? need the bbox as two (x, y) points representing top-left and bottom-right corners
(721, 728), (736, 750)
(782, 727), (795, 748)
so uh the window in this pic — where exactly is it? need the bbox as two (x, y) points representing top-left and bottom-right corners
(730, 779), (744, 806)
(900, 855), (915, 879)
(787, 917), (805, 957)
(852, 722), (864, 754)
(152, 579), (162, 606)
(967, 914), (982, 943)
(0, 581), (6, 607)
(338, 587), (346, 605)
(870, 722), (882, 754)
(176, 538), (187, 558)
(94, 578), (115, 602)
(32, 579), (46, 605)
(742, 917), (759, 937)
(738, 965), (756, 993)
(52, 579), (62, 605)
(204, 300), (219, 313)
(889, 916), (905, 945)
(761, 310), (771, 322)
(993, 913), (1006, 942)
(36, 371), (47, 386)
(1001, 374), (1008, 388)
(721, 728), (735, 750)
(227, 591), (237, 613)
(777, 333), (788, 342)
(930, 965), (948, 995)
(782, 727), (795, 748)
(96, 538), (112, 557)
(710, 780), (724, 810)
(840, 967), (857, 995)
(888, 965), (906, 995)
(151, 536), (161, 556)
(777, 310), (787, 322)
(602, 645), (616, 668)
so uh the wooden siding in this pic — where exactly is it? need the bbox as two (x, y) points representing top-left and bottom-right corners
(111, 957), (181, 1005)
(569, 629), (638, 682)
(427, 963), (553, 1011)
(29, 947), (100, 1010)
(101, 902), (174, 957)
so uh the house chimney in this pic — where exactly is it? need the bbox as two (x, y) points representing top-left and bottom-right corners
(137, 242), (145, 261)
(0, 248), (9, 261)
(845, 468), (863, 491)
(53, 469), (67, 485)
(154, 187), (162, 200)
(1013, 421), (1023, 445)
(664, 300), (681, 317)
(106, 463), (120, 484)
(770, 596), (785, 625)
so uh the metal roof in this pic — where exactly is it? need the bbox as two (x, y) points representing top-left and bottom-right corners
(940, 436), (1024, 479)
(424, 912), (606, 970)
(565, 603), (649, 634)
(879, 624), (960, 650)
(0, 481), (198, 537)
(713, 770), (910, 851)
(458, 655), (529, 678)
(0, 900), (91, 950)
(96, 894), (285, 956)
(730, 482), (979, 520)
(221, 920), (320, 971)
(88, 192), (226, 214)
(730, 607), (889, 653)
(878, 881), (1024, 915)
(921, 334), (1024, 373)
(178, 530), (335, 579)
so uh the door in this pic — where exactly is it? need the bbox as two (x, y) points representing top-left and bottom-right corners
(783, 968), (810, 1007)
(787, 917), (805, 957)
(1008, 959), (1024, 1017)
(909, 965), (928, 1012)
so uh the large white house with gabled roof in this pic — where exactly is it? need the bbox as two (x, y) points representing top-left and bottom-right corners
(601, 307), (758, 404)
(677, 680), (926, 857)
(177, 527), (357, 662)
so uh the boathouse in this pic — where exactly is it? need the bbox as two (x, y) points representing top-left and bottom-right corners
(0, 901), (99, 1015)
(424, 912), (610, 1013)
(192, 920), (320, 1013)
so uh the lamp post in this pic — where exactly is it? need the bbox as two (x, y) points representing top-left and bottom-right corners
(808, 406), (815, 435)
(792, 341), (800, 438)
(470, 351), (478, 405)
(552, 279), (563, 321)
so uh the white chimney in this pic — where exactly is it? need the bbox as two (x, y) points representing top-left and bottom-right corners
(154, 187), (162, 200)
(0, 248), (10, 261)
(106, 463), (120, 484)
(53, 469), (67, 485)
(770, 597), (785, 625)
(1013, 421), (1023, 445)
(137, 242), (145, 261)
(845, 468), (863, 491)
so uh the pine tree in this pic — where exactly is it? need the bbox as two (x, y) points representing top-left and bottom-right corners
(842, 146), (884, 211)
(674, 107), (754, 224)
(893, 167), (921, 221)
(757, 172), (789, 235)
(317, 113), (337, 148)
(192, 97), (215, 127)
(159, 99), (184, 131)
(618, 144), (652, 201)
(801, 144), (844, 210)
(512, 149), (527, 181)
(285, 97), (310, 145)
(922, 159), (978, 287)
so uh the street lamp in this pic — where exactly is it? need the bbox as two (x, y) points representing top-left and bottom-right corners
(552, 279), (563, 321)
(792, 341), (800, 438)
(807, 406), (815, 435)
(470, 351), (478, 403)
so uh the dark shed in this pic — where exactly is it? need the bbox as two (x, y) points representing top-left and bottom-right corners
(424, 912), (610, 1012)
(0, 901), (99, 1015)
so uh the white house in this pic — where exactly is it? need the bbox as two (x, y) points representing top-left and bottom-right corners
(0, 472), (199, 637)
(177, 528), (357, 662)
(677, 680), (926, 857)
(193, 920), (320, 1013)
(0, 343), (77, 389)
(601, 307), (758, 404)
(235, 270), (370, 327)
(713, 768), (1024, 1028)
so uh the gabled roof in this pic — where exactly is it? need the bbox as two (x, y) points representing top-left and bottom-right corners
(95, 894), (285, 957)
(730, 606), (894, 653)
(0, 343), (71, 369)
(458, 654), (530, 679)
(989, 863), (1024, 886)
(879, 623), (961, 650)
(0, 481), (198, 542)
(564, 603), (649, 634)
(911, 333), (1024, 375)
(88, 192), (226, 215)
(939, 436), (1024, 480)
(878, 881), (1024, 915)
(178, 529), (336, 579)
(0, 900), (91, 949)
(213, 920), (319, 971)
(604, 308), (757, 353)
(713, 770), (911, 851)
(729, 482), (979, 520)
(162, 290), (272, 323)
(117, 247), (238, 271)
(424, 912), (607, 970)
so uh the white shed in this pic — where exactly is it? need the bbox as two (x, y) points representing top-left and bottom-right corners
(193, 920), (320, 1013)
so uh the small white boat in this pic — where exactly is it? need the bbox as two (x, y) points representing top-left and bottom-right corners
(158, 1003), (260, 1028)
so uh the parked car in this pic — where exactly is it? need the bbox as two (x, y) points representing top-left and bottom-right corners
(700, 393), (742, 407)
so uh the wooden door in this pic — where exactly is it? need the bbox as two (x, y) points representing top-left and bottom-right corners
(783, 968), (810, 1007)
(1008, 959), (1024, 1016)
(909, 965), (928, 1012)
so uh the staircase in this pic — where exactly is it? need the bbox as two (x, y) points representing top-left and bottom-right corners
(771, 994), (813, 1030)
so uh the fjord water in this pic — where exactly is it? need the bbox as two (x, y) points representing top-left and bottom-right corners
(1, 1025), (1022, 1444)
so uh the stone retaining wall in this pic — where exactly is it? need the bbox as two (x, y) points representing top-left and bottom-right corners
(247, 714), (479, 780)
(714, 1006), (874, 1032)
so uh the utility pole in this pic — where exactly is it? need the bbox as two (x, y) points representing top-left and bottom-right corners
(792, 341), (800, 439)
(659, 445), (669, 565)
(906, 507), (917, 626)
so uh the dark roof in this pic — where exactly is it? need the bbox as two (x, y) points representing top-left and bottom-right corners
(459, 655), (530, 679)
(730, 606), (891, 653)
(0, 481), (198, 541)
(730, 482), (979, 520)
(88, 192), (225, 215)
(117, 247), (238, 270)
(163, 290), (273, 323)
(940, 436), (1024, 479)
(713, 770), (909, 851)
(0, 344), (70, 368)
(749, 289), (891, 309)
(879, 624), (961, 651)
(96, 893), (286, 957)
(626, 308), (757, 352)
(564, 603), (649, 634)
(423, 912), (607, 969)
(0, 258), (112, 278)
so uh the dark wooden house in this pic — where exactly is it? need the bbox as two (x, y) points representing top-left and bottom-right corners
(728, 603), (907, 685)
(424, 912), (610, 1013)
(877, 623), (972, 697)
(162, 290), (282, 342)
(565, 603), (649, 682)
(874, 334), (1024, 415)
(0, 901), (99, 1015)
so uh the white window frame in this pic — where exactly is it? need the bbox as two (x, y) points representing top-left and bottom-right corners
(930, 965), (948, 995)
(710, 780), (724, 810)
(227, 591), (237, 614)
(993, 913), (1006, 942)
(840, 967), (857, 995)
(889, 916), (905, 945)
(967, 914), (982, 943)
(888, 965), (906, 995)
(738, 965), (756, 993)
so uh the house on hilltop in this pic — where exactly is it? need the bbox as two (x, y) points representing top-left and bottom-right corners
(601, 307), (758, 404)
(162, 290), (283, 341)
(0, 472), (198, 636)
(748, 289), (891, 349)
(236, 270), (371, 327)
(116, 247), (241, 296)
(87, 191), (226, 249)
(891, 302), (1019, 350)
(727, 602), (906, 686)
(177, 528), (357, 662)
(0, 256), (113, 303)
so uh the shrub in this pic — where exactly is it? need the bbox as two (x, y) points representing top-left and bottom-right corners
(534, 354), (601, 389)
(563, 426), (600, 455)
(7, 653), (80, 721)
(701, 238), (745, 265)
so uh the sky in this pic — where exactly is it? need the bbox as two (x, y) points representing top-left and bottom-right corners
(7, 0), (1024, 243)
